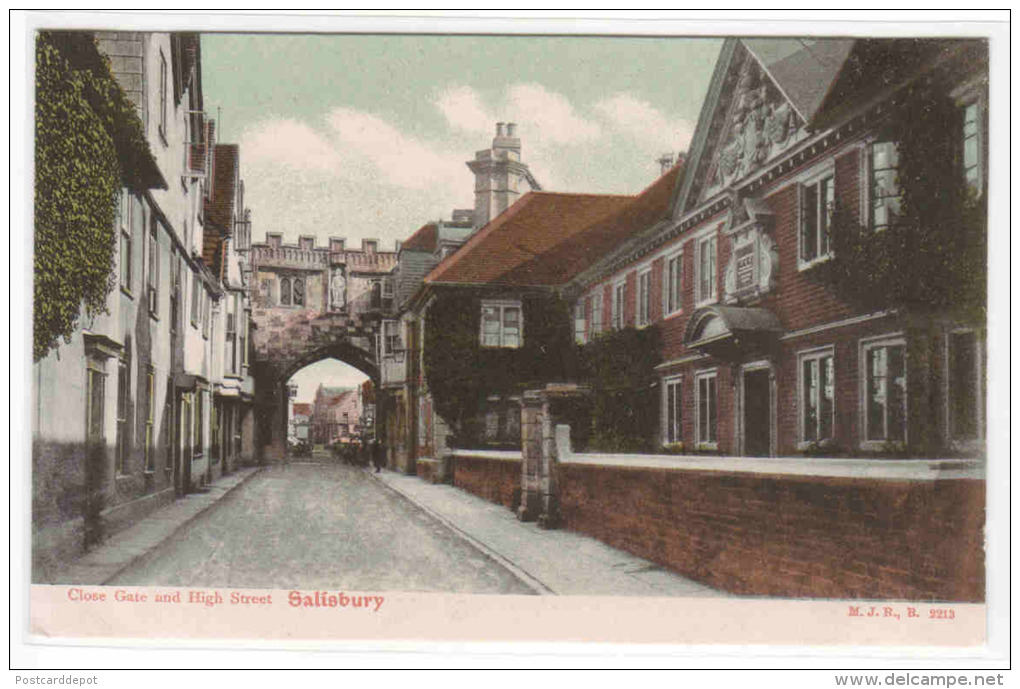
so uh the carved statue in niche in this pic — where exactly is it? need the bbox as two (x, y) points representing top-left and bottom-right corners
(260, 278), (275, 307)
(330, 265), (347, 310)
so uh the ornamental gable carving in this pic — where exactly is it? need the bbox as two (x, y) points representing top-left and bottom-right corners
(700, 55), (805, 203)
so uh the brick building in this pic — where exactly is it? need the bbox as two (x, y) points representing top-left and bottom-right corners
(569, 37), (987, 459)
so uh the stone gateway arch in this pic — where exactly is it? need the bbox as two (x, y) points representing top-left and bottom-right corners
(249, 233), (397, 461)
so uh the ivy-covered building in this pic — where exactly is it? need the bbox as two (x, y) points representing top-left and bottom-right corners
(567, 37), (988, 459)
(31, 31), (257, 580)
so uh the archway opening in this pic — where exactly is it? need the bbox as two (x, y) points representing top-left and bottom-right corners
(285, 358), (373, 460)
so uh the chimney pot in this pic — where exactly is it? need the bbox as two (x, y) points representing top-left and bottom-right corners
(506, 122), (517, 137)
(496, 122), (505, 136)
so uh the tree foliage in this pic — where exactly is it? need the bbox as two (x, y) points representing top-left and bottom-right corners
(423, 290), (576, 446)
(577, 325), (661, 452)
(819, 85), (987, 323)
(34, 31), (157, 362)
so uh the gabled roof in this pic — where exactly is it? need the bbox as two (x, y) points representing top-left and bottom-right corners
(510, 163), (682, 286)
(401, 222), (438, 252)
(742, 38), (854, 124)
(425, 191), (634, 287)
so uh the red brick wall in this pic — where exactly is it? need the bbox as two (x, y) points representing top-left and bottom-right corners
(649, 257), (664, 323)
(557, 463), (985, 601)
(452, 455), (521, 509)
(624, 271), (637, 328)
(602, 284), (613, 331)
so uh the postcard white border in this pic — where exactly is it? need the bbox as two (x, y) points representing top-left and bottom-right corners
(10, 9), (1011, 670)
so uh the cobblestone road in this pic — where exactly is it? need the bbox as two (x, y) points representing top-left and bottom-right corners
(108, 461), (536, 594)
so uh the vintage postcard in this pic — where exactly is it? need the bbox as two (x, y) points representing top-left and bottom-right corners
(13, 11), (1009, 667)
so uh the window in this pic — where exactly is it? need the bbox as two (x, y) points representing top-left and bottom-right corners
(370, 279), (382, 308)
(662, 376), (682, 445)
(612, 281), (626, 330)
(85, 360), (106, 443)
(799, 348), (835, 444)
(280, 277), (292, 306)
(211, 402), (220, 464)
(384, 320), (402, 355)
(202, 293), (210, 339)
(480, 300), (522, 348)
(241, 315), (249, 368)
(587, 292), (603, 339)
(117, 354), (130, 474)
(194, 390), (205, 459)
(664, 251), (682, 316)
(962, 100), (983, 195)
(158, 51), (168, 141)
(696, 370), (718, 447)
(573, 302), (586, 344)
(863, 338), (906, 443)
(119, 191), (133, 292)
(870, 140), (901, 231)
(225, 295), (238, 375)
(292, 277), (305, 307)
(148, 213), (160, 316)
(637, 270), (651, 327)
(696, 234), (717, 305)
(191, 273), (200, 328)
(800, 174), (835, 265)
(170, 247), (180, 334)
(947, 330), (981, 442)
(144, 370), (155, 471)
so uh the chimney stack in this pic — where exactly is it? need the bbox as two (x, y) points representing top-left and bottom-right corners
(657, 152), (674, 176)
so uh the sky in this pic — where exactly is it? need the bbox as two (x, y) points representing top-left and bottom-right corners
(201, 32), (722, 394)
(201, 33), (722, 251)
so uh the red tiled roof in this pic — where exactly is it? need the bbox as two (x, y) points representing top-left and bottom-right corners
(202, 144), (238, 279)
(522, 162), (681, 283)
(426, 192), (633, 287)
(401, 222), (438, 252)
(425, 164), (681, 287)
(292, 403), (312, 416)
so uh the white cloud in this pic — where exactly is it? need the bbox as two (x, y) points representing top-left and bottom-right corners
(238, 111), (474, 248)
(506, 83), (602, 145)
(242, 119), (343, 173)
(435, 85), (491, 135)
(326, 107), (465, 193)
(594, 93), (695, 152)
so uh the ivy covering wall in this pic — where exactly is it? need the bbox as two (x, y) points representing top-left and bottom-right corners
(423, 290), (575, 446)
(819, 84), (987, 323)
(577, 326), (661, 452)
(33, 31), (157, 362)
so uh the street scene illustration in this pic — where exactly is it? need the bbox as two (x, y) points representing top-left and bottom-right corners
(32, 30), (987, 603)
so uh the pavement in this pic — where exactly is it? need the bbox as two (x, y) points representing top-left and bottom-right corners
(47, 467), (260, 585)
(371, 469), (723, 598)
(45, 460), (723, 598)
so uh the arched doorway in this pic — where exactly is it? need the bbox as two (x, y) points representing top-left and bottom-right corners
(285, 358), (373, 461)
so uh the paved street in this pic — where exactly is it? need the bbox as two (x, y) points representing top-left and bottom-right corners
(107, 460), (536, 595)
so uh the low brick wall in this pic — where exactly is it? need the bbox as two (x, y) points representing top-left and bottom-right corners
(556, 462), (985, 601)
(452, 452), (522, 510)
(416, 458), (445, 484)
